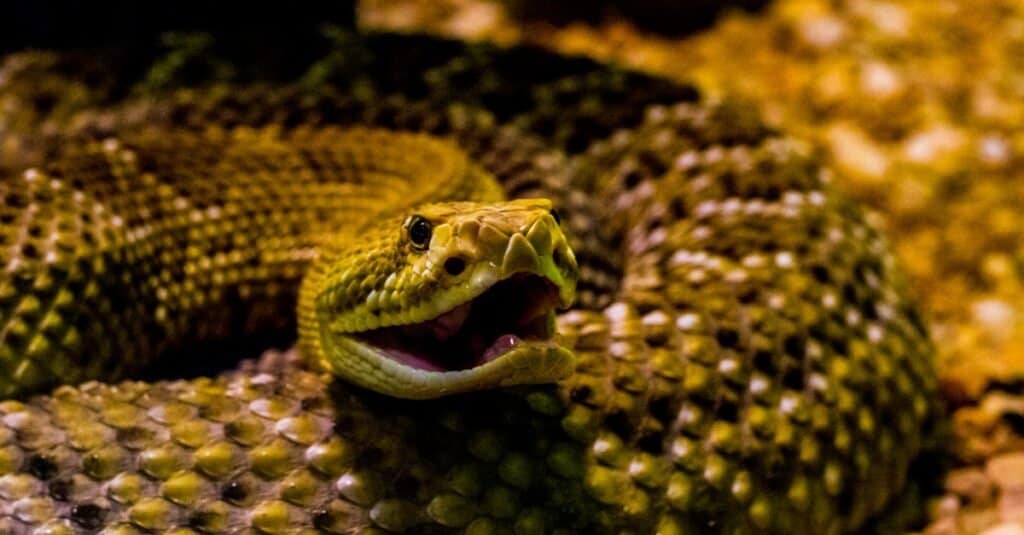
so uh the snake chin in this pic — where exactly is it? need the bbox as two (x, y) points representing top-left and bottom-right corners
(354, 273), (561, 372)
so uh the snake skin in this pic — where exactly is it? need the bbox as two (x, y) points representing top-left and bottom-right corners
(0, 32), (938, 533)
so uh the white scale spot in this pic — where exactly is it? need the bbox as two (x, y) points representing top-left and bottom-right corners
(250, 375), (278, 388)
(646, 105), (668, 123)
(867, 324), (884, 343)
(775, 252), (795, 269)
(749, 376), (770, 396)
(628, 460), (647, 477)
(861, 61), (902, 98)
(781, 206), (801, 219)
(676, 313), (701, 331)
(691, 174), (711, 191)
(691, 226), (712, 240)
(676, 405), (700, 425)
(635, 180), (656, 200)
(670, 250), (693, 266)
(779, 394), (800, 414)
(725, 269), (748, 283)
(828, 227), (845, 243)
(687, 269), (708, 284)
(703, 146), (725, 164)
(782, 191), (804, 206)
(593, 437), (615, 456)
(675, 151), (699, 170)
(979, 135), (1011, 165)
(642, 311), (670, 327)
(609, 341), (630, 359)
(972, 298), (1016, 335)
(695, 200), (719, 219)
(742, 254), (766, 269)
(648, 227), (667, 247)
(721, 198), (742, 216)
(798, 15), (847, 48)
(604, 302), (631, 321)
(743, 199), (766, 215)
(670, 439), (690, 459)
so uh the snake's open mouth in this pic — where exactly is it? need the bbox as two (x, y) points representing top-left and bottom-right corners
(355, 274), (561, 372)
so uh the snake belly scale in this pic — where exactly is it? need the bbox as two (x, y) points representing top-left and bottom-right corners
(0, 33), (938, 534)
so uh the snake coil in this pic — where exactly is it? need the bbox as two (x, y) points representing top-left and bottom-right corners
(0, 32), (938, 533)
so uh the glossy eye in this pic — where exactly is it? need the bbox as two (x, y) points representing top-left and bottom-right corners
(407, 215), (432, 249)
(549, 208), (561, 225)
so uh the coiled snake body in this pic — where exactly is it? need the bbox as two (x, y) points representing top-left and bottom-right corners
(0, 33), (937, 533)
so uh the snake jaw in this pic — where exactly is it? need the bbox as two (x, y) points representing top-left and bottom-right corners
(305, 199), (579, 399)
(322, 267), (575, 399)
(355, 272), (563, 371)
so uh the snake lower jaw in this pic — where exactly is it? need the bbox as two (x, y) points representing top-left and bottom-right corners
(324, 329), (575, 400)
(319, 272), (577, 399)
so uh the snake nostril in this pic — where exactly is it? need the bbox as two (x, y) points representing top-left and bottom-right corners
(444, 257), (467, 276)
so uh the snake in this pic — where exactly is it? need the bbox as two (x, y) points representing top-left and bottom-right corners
(0, 31), (939, 533)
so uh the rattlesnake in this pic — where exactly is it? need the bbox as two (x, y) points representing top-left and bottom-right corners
(0, 32), (938, 533)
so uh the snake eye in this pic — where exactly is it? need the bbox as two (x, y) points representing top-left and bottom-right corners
(549, 208), (561, 225)
(407, 215), (432, 250)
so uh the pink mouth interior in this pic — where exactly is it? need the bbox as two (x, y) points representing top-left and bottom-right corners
(356, 274), (560, 372)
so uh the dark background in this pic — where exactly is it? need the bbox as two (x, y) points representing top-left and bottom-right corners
(1, 0), (770, 54)
(0, 1), (357, 53)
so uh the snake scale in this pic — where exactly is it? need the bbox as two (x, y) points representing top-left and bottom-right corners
(0, 31), (938, 533)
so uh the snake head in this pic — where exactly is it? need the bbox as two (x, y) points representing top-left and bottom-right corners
(300, 198), (579, 399)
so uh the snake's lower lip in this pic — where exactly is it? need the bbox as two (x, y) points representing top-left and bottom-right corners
(355, 274), (560, 372)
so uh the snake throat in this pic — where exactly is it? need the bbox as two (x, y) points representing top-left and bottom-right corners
(355, 273), (561, 372)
